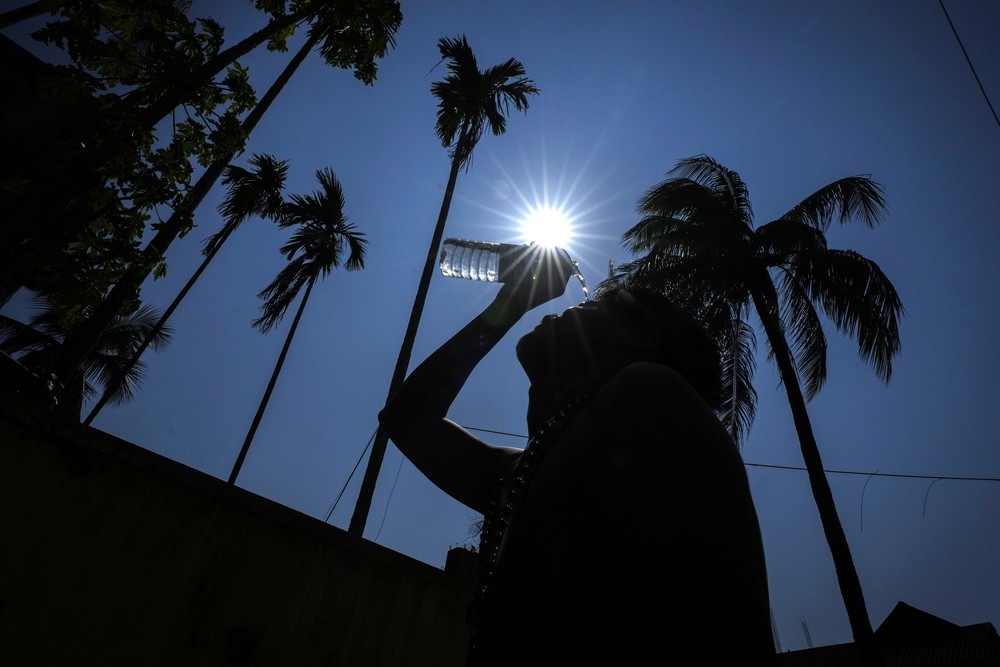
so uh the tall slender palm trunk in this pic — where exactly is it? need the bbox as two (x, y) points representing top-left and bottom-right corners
(229, 277), (315, 485)
(82, 220), (236, 426)
(55, 32), (320, 399)
(134, 7), (313, 131)
(750, 284), (882, 667)
(348, 127), (470, 536)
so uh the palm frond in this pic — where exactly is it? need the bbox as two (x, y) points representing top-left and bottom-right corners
(254, 257), (311, 333)
(431, 34), (538, 168)
(635, 178), (727, 232)
(85, 350), (146, 406)
(81, 303), (173, 406)
(255, 168), (368, 333)
(632, 176), (753, 272)
(793, 249), (903, 382)
(99, 303), (174, 353)
(780, 176), (887, 231)
(714, 311), (758, 447)
(623, 212), (718, 257)
(280, 168), (345, 230)
(668, 155), (753, 227)
(205, 153), (289, 255)
(776, 267), (828, 400)
(2, 297), (172, 408)
(339, 224), (368, 271)
(0, 314), (54, 356)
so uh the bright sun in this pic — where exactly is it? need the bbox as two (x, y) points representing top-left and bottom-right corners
(521, 205), (573, 248)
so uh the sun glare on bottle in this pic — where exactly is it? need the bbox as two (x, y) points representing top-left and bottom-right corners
(521, 205), (573, 248)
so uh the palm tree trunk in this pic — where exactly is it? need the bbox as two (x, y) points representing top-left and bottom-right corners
(54, 32), (320, 397)
(750, 283), (882, 667)
(229, 277), (315, 485)
(81, 220), (237, 426)
(134, 6), (313, 131)
(348, 126), (471, 536)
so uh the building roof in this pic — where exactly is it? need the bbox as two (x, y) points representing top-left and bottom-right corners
(776, 601), (1000, 666)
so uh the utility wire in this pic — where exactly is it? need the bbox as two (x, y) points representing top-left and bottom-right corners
(467, 425), (1000, 483)
(324, 427), (377, 523)
(746, 461), (999, 483)
(373, 456), (405, 542)
(326, 422), (998, 535)
(939, 0), (1000, 129)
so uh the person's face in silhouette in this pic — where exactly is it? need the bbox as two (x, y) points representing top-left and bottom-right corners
(516, 300), (620, 395)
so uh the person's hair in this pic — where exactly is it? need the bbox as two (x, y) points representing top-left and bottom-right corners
(597, 287), (723, 409)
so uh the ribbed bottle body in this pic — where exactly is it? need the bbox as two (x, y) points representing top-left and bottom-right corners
(439, 237), (590, 300)
(440, 239), (519, 282)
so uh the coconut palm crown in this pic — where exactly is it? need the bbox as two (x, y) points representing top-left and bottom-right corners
(0, 298), (172, 416)
(607, 154), (903, 446)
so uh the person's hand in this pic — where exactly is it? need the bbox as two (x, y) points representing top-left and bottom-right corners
(496, 243), (577, 315)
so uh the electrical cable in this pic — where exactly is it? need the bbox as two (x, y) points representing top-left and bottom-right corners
(323, 427), (377, 523)
(330, 421), (998, 537)
(745, 461), (1000, 483)
(473, 424), (1000, 483)
(373, 455), (405, 542)
(939, 0), (1000, 129)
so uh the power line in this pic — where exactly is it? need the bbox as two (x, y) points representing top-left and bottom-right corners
(323, 427), (377, 523)
(939, 0), (1000, 129)
(466, 425), (1000, 483)
(746, 461), (999, 484)
(329, 421), (997, 538)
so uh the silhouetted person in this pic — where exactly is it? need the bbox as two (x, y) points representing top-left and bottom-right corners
(379, 248), (776, 665)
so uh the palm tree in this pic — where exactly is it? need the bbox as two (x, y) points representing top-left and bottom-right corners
(0, 297), (172, 419)
(228, 168), (367, 485)
(51, 32), (320, 399)
(131, 0), (403, 131)
(81, 153), (289, 426)
(604, 154), (903, 667)
(1, 0), (401, 306)
(348, 34), (540, 535)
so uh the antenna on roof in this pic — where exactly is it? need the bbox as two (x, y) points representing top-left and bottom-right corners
(771, 607), (783, 652)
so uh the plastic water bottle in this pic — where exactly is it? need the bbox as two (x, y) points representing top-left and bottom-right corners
(439, 238), (591, 300)
(439, 239), (525, 283)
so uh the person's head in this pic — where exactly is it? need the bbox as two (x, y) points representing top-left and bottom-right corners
(596, 287), (723, 408)
(516, 286), (723, 410)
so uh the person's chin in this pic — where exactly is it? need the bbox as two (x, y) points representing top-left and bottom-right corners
(515, 334), (544, 381)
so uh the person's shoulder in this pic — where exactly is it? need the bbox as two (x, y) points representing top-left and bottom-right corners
(573, 362), (740, 491)
(591, 361), (731, 446)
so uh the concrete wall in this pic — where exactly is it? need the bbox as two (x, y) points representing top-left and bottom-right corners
(0, 398), (476, 666)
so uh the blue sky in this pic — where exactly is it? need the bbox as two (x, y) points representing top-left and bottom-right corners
(4, 0), (999, 652)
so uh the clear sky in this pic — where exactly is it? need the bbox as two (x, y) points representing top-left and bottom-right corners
(4, 0), (999, 653)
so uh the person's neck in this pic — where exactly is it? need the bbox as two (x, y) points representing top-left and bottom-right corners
(526, 370), (608, 436)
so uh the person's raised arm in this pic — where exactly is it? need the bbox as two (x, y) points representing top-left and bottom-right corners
(378, 246), (575, 513)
